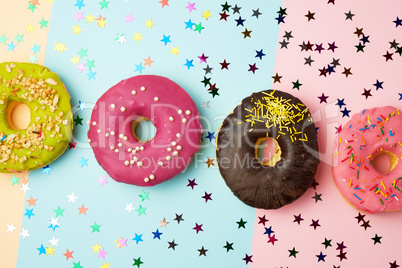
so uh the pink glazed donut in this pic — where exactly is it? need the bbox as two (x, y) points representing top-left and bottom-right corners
(333, 106), (402, 213)
(88, 75), (202, 186)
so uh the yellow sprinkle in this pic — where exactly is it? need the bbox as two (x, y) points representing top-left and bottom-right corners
(349, 179), (352, 188)
(278, 131), (285, 135)
(339, 137), (343, 144)
(237, 122), (243, 124)
(397, 109), (400, 115)
(399, 141), (402, 147)
(336, 150), (340, 155)
(367, 155), (372, 159)
(381, 181), (386, 190)
(276, 134), (280, 139)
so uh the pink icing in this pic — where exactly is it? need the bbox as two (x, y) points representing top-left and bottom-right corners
(88, 75), (202, 186)
(333, 106), (402, 213)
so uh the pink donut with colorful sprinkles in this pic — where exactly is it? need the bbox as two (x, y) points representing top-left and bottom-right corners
(88, 75), (202, 186)
(333, 106), (402, 213)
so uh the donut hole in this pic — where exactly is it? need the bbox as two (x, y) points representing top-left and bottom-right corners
(6, 100), (31, 130)
(255, 137), (281, 167)
(132, 117), (157, 143)
(372, 150), (398, 174)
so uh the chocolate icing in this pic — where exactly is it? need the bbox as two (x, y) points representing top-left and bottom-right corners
(216, 90), (319, 209)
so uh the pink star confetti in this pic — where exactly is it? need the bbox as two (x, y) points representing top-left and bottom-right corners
(198, 53), (208, 63)
(185, 2), (196, 13)
(75, 62), (87, 73)
(98, 248), (108, 259)
(125, 13), (135, 23)
(74, 11), (85, 22)
(97, 175), (108, 186)
(117, 237), (128, 248)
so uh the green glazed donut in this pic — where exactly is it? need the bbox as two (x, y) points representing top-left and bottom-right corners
(0, 62), (73, 172)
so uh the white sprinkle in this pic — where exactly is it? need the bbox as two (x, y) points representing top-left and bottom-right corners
(110, 146), (115, 150)
(130, 160), (135, 164)
(132, 150), (137, 154)
(167, 147), (172, 152)
(140, 146), (144, 151)
(118, 143), (122, 147)
(97, 129), (101, 133)
(144, 177), (149, 182)
(176, 133), (181, 138)
(135, 146), (140, 150)
(131, 90), (136, 95)
(86, 120), (91, 125)
(150, 174), (155, 180)
(88, 139), (91, 143)
(166, 155), (172, 160)
(110, 131), (115, 135)
(119, 134), (124, 138)
(176, 145), (182, 150)
(178, 109), (183, 115)
(141, 86), (146, 91)
(124, 160), (129, 166)
(115, 149), (119, 153)
(173, 151), (178, 156)
(120, 107), (126, 112)
(169, 117), (174, 121)
(128, 148), (132, 152)
(92, 121), (97, 126)
(123, 136), (128, 141)
(182, 118), (187, 123)
(137, 161), (143, 167)
(110, 104), (116, 109)
(186, 110), (191, 115)
(133, 156), (138, 161)
(172, 141), (177, 146)
(158, 161), (163, 166)
(154, 97), (159, 101)
(105, 133), (110, 137)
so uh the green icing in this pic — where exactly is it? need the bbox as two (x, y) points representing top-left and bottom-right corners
(0, 62), (73, 172)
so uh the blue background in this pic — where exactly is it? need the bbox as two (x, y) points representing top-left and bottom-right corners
(17, 0), (281, 267)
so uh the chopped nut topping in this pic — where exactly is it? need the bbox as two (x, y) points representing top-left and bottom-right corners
(45, 77), (58, 85)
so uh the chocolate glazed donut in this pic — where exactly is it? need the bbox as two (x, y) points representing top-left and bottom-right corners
(216, 90), (319, 209)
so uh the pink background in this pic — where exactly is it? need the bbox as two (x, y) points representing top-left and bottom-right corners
(251, 0), (402, 267)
